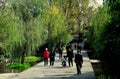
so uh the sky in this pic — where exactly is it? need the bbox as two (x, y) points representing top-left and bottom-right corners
(96, 0), (103, 5)
(90, 0), (103, 8)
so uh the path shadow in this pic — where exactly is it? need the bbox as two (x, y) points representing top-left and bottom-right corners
(19, 71), (95, 79)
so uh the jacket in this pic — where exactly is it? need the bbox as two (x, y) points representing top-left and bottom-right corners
(75, 53), (83, 65)
(43, 50), (50, 58)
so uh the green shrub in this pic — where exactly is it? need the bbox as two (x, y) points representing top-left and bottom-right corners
(97, 75), (110, 79)
(5, 63), (30, 71)
(5, 56), (43, 71)
(24, 56), (40, 63)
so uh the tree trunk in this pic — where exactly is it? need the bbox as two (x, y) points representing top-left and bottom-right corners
(21, 51), (25, 64)
(21, 44), (27, 64)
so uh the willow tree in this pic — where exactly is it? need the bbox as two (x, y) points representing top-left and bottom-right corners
(11, 0), (49, 64)
(0, 2), (24, 58)
(46, 0), (72, 50)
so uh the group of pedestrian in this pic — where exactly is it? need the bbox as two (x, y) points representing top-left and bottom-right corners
(66, 43), (83, 75)
(43, 43), (83, 75)
(43, 45), (63, 66)
(43, 48), (56, 66)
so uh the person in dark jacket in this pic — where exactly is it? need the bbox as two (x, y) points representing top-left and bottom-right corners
(66, 44), (69, 58)
(58, 46), (63, 60)
(75, 50), (83, 74)
(50, 48), (56, 66)
(77, 43), (81, 51)
(67, 48), (74, 67)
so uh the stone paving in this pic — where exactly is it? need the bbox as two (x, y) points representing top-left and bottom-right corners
(0, 50), (95, 79)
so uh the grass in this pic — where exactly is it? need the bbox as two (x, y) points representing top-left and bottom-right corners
(96, 74), (111, 79)
(5, 56), (43, 71)
(25, 56), (40, 63)
(5, 63), (30, 71)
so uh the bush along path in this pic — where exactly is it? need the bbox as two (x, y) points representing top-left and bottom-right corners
(5, 50), (95, 79)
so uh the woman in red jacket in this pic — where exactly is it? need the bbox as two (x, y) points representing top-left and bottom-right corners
(43, 48), (50, 66)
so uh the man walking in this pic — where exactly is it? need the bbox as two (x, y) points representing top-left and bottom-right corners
(75, 50), (83, 74)
(67, 48), (74, 67)
(50, 48), (56, 66)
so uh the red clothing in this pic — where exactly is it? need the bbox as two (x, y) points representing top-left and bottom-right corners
(43, 50), (50, 58)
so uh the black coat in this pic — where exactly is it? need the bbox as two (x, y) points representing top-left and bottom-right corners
(67, 50), (74, 58)
(75, 53), (83, 66)
(50, 51), (56, 60)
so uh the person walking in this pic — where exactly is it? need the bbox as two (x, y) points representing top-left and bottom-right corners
(77, 43), (81, 51)
(67, 48), (74, 67)
(66, 44), (69, 58)
(75, 50), (83, 75)
(43, 48), (50, 66)
(58, 45), (63, 60)
(50, 48), (56, 66)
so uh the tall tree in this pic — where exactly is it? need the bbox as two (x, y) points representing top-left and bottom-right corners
(89, 0), (120, 76)
(0, 1), (24, 58)
(11, 0), (49, 64)
(47, 0), (72, 49)
(61, 0), (95, 35)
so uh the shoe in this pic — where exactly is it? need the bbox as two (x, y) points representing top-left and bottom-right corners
(77, 72), (81, 75)
(77, 72), (80, 74)
(79, 71), (81, 74)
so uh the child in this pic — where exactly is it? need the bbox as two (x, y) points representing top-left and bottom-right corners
(62, 56), (67, 67)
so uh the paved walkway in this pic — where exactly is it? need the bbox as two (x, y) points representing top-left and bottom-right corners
(0, 50), (95, 79)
